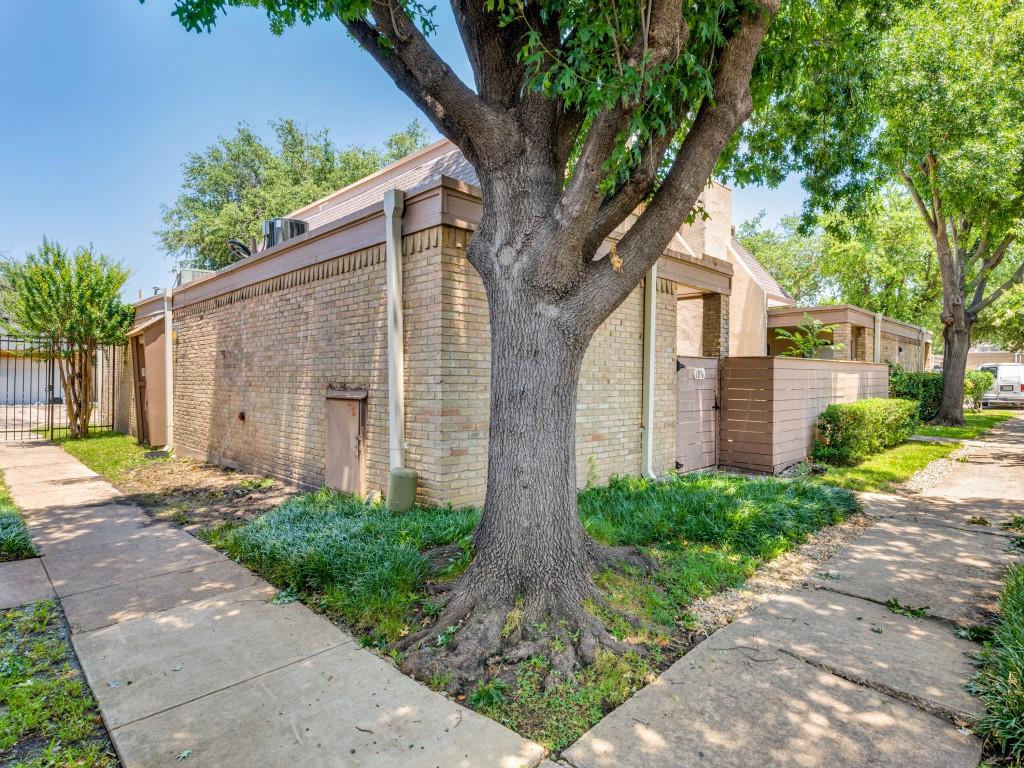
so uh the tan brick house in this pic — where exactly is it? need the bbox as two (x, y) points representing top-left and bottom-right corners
(119, 140), (738, 506)
(118, 140), (921, 503)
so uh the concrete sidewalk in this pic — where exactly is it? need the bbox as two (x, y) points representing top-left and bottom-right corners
(565, 417), (1024, 768)
(0, 441), (544, 768)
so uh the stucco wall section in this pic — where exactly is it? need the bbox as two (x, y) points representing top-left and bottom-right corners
(727, 257), (768, 356)
(676, 298), (703, 356)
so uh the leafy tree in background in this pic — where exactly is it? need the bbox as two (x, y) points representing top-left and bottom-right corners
(163, 0), (891, 682)
(158, 119), (429, 270)
(973, 283), (1024, 353)
(0, 240), (133, 438)
(875, 0), (1024, 425)
(735, 213), (826, 303)
(742, 0), (1024, 426)
(738, 188), (943, 333)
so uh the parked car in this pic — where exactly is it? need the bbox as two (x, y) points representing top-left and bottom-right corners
(980, 363), (1024, 407)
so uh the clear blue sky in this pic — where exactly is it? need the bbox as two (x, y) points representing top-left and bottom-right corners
(0, 0), (804, 301)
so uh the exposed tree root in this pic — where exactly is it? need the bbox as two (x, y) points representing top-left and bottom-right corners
(397, 542), (655, 690)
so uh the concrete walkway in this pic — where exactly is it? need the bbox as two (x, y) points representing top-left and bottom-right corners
(564, 416), (1024, 768)
(0, 440), (544, 768)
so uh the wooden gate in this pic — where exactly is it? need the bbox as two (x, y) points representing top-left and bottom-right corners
(676, 356), (719, 472)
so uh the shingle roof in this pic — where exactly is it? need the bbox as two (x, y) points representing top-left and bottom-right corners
(295, 141), (479, 231)
(729, 237), (794, 305)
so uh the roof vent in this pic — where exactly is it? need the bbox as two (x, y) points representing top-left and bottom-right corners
(262, 217), (308, 249)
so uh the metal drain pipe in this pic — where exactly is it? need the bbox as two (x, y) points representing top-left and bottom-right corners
(641, 264), (658, 479)
(383, 188), (417, 510)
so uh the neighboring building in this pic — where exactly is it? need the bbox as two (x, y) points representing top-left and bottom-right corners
(116, 140), (893, 503)
(767, 305), (933, 372)
(675, 181), (796, 359)
(966, 342), (1022, 369)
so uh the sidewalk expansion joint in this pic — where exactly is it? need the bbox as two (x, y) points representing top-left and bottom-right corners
(773, 646), (975, 728)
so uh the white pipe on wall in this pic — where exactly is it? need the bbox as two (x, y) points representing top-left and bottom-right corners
(163, 287), (174, 450)
(383, 188), (406, 470)
(873, 311), (883, 364)
(641, 264), (658, 479)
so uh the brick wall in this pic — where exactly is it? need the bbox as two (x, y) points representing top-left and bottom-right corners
(437, 251), (680, 506)
(171, 232), (448, 501)
(881, 331), (922, 371)
(167, 224), (681, 508)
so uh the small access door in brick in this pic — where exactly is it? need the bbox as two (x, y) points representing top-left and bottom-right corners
(326, 389), (366, 495)
(676, 356), (719, 472)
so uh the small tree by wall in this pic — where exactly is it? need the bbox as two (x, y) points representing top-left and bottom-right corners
(0, 240), (133, 438)
(775, 314), (845, 359)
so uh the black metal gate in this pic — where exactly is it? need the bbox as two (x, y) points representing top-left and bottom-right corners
(0, 336), (119, 441)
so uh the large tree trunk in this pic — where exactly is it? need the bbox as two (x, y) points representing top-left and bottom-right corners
(934, 318), (971, 426)
(399, 226), (647, 686)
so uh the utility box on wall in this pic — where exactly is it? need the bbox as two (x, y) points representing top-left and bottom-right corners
(325, 389), (367, 496)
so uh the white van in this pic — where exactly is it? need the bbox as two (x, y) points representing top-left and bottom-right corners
(980, 363), (1024, 407)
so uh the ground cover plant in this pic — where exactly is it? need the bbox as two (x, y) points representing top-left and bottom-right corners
(971, 562), (1024, 765)
(0, 600), (119, 767)
(916, 410), (1016, 441)
(207, 472), (856, 751)
(817, 441), (960, 493)
(0, 473), (35, 562)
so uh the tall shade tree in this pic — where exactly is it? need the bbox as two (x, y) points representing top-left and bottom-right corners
(739, 188), (943, 332)
(158, 119), (429, 270)
(874, 0), (1024, 424)
(0, 240), (133, 438)
(164, 0), (885, 681)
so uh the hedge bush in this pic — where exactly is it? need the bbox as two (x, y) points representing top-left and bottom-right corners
(964, 369), (995, 412)
(889, 364), (943, 420)
(812, 398), (920, 466)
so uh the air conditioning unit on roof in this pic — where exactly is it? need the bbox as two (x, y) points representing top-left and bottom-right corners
(262, 217), (308, 249)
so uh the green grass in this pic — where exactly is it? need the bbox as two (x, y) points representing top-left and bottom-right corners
(0, 473), (36, 562)
(915, 409), (1016, 441)
(50, 431), (161, 483)
(208, 472), (856, 751)
(0, 600), (118, 767)
(817, 440), (961, 493)
(971, 563), (1024, 765)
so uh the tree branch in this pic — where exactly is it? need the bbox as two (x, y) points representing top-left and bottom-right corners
(580, 126), (681, 257)
(344, 7), (514, 163)
(557, 0), (688, 228)
(899, 170), (936, 233)
(566, 0), (777, 327)
(969, 234), (1019, 316)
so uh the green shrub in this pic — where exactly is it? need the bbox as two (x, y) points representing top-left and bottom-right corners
(0, 506), (35, 561)
(972, 563), (1024, 763)
(964, 370), (995, 412)
(889, 364), (943, 420)
(813, 398), (920, 466)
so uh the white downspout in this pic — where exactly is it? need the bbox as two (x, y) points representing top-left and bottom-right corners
(873, 311), (883, 363)
(641, 264), (658, 479)
(384, 189), (406, 471)
(163, 287), (174, 450)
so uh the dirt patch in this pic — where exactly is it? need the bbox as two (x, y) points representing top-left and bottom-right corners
(113, 457), (297, 530)
(685, 513), (873, 636)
